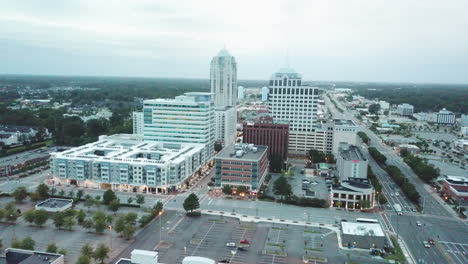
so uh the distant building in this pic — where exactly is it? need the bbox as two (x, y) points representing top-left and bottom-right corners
(337, 143), (368, 181)
(378, 100), (390, 110)
(1, 248), (64, 264)
(413, 112), (435, 122)
(139, 92), (215, 160)
(397, 144), (420, 155)
(396, 103), (414, 116)
(214, 143), (268, 192)
(243, 116), (289, 161)
(435, 108), (456, 125)
(331, 178), (376, 210)
(183, 256), (216, 264)
(0, 133), (18, 146)
(441, 175), (468, 202)
(332, 119), (358, 155)
(50, 134), (210, 194)
(133, 112), (143, 135)
(341, 221), (386, 249)
(210, 49), (237, 108)
(238, 86), (245, 100)
(460, 114), (468, 137)
(261, 86), (269, 101)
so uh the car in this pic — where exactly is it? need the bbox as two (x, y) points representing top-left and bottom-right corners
(428, 238), (435, 245)
(397, 212), (403, 216)
(395, 192), (399, 196)
(412, 208), (417, 212)
(239, 240), (250, 244)
(302, 179), (310, 184)
(416, 221), (422, 227)
(423, 241), (431, 248)
(225, 242), (236, 247)
(218, 260), (230, 263)
(390, 193), (394, 197)
(237, 247), (248, 251)
(310, 181), (318, 185)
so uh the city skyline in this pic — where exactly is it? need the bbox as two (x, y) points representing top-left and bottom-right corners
(1, 0), (468, 84)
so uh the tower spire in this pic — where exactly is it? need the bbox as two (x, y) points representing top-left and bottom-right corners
(285, 49), (290, 68)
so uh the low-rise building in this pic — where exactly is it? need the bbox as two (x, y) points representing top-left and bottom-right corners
(0, 133), (18, 146)
(1, 248), (64, 264)
(396, 103), (414, 116)
(336, 144), (368, 181)
(398, 144), (420, 155)
(441, 175), (468, 202)
(330, 178), (376, 210)
(317, 163), (330, 177)
(214, 143), (268, 193)
(460, 114), (468, 137)
(341, 221), (386, 249)
(435, 108), (456, 125)
(332, 119), (358, 155)
(35, 198), (73, 212)
(50, 134), (210, 194)
(116, 249), (159, 264)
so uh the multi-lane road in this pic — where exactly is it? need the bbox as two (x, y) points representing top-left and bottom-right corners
(327, 93), (468, 264)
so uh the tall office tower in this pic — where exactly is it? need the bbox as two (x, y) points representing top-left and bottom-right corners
(141, 92), (216, 160)
(210, 49), (238, 146)
(268, 67), (321, 155)
(238, 86), (245, 100)
(210, 48), (237, 107)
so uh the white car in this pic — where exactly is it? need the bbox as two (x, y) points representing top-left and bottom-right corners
(310, 181), (318, 185)
(302, 179), (310, 184)
(416, 221), (422, 227)
(390, 193), (394, 197)
(395, 192), (399, 196)
(226, 242), (236, 247)
(423, 241), (431, 248)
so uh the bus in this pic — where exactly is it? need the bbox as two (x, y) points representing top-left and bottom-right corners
(356, 218), (379, 223)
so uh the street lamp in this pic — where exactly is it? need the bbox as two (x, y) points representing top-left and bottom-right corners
(108, 225), (112, 250)
(159, 210), (164, 242)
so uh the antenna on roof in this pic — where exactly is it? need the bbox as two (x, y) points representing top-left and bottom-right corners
(285, 49), (290, 68)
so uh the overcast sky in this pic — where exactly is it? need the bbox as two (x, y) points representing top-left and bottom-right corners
(1, 0), (467, 83)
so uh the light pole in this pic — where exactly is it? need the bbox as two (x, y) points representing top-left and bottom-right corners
(159, 210), (164, 242)
(108, 225), (112, 250)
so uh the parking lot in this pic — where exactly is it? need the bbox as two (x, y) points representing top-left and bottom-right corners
(154, 214), (386, 264)
(439, 241), (468, 264)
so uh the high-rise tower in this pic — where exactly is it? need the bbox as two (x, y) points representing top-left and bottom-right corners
(210, 49), (238, 146)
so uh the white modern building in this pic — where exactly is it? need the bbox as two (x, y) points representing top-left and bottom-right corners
(210, 49), (238, 146)
(396, 103), (414, 116)
(210, 48), (237, 108)
(332, 119), (358, 155)
(238, 86), (245, 100)
(261, 86), (269, 101)
(337, 143), (368, 181)
(133, 112), (144, 135)
(378, 100), (390, 110)
(0, 133), (18, 146)
(50, 134), (210, 194)
(214, 107), (237, 146)
(461, 114), (468, 137)
(267, 67), (323, 155)
(435, 108), (456, 125)
(331, 179), (376, 210)
(138, 92), (215, 160)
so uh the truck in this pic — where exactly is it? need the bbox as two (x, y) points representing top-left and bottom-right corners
(394, 204), (403, 215)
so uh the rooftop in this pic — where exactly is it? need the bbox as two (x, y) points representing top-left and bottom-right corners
(144, 92), (213, 105)
(271, 67), (302, 79)
(5, 249), (63, 264)
(216, 143), (268, 161)
(333, 119), (357, 127)
(51, 134), (206, 165)
(36, 198), (73, 210)
(341, 222), (385, 237)
(339, 144), (367, 162)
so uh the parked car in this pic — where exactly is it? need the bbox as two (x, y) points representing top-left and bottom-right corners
(226, 242), (236, 247)
(218, 260), (230, 263)
(302, 179), (310, 184)
(395, 192), (399, 196)
(423, 241), (431, 248)
(428, 238), (435, 245)
(237, 247), (248, 251)
(239, 240), (250, 244)
(416, 221), (422, 227)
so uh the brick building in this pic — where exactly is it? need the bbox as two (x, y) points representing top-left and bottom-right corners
(242, 116), (289, 161)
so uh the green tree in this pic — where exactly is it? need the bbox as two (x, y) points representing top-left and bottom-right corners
(4, 202), (20, 223)
(273, 176), (292, 199)
(58, 189), (65, 196)
(23, 210), (35, 225)
(114, 216), (126, 233)
(94, 219), (107, 234)
(135, 194), (145, 205)
(46, 243), (58, 253)
(0, 208), (5, 221)
(68, 190), (75, 198)
(122, 224), (136, 240)
(124, 212), (138, 225)
(58, 249), (67, 256)
(53, 212), (66, 229)
(29, 192), (41, 202)
(360, 200), (371, 209)
(84, 195), (94, 211)
(76, 190), (84, 200)
(222, 185), (232, 195)
(127, 197), (134, 204)
(75, 255), (91, 264)
(33, 209), (49, 227)
(63, 216), (76, 231)
(183, 193), (200, 213)
(93, 243), (110, 264)
(102, 189), (116, 205)
(236, 186), (248, 195)
(12, 187), (28, 203)
(108, 199), (120, 213)
(269, 153), (284, 173)
(36, 183), (50, 200)
(81, 243), (94, 258)
(368, 103), (381, 114)
(76, 209), (86, 224)
(82, 219), (94, 232)
(21, 237), (36, 250)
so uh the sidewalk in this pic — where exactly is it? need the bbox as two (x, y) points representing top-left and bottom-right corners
(423, 184), (465, 221)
